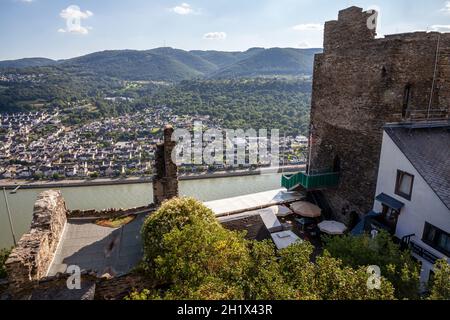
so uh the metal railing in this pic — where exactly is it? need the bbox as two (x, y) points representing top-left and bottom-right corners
(282, 171), (340, 191)
(401, 234), (440, 264)
(410, 241), (440, 264)
(404, 109), (449, 122)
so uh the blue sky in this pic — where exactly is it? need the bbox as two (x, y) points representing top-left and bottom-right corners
(1, 0), (450, 60)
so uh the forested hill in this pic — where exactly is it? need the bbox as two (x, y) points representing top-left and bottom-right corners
(209, 48), (320, 79)
(146, 78), (312, 136)
(0, 58), (57, 69)
(0, 47), (319, 131)
(0, 47), (322, 82)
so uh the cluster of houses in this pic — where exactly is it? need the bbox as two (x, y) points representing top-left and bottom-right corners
(0, 107), (307, 181)
(0, 108), (168, 180)
(0, 72), (44, 83)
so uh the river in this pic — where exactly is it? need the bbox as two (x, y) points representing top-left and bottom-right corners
(0, 173), (282, 249)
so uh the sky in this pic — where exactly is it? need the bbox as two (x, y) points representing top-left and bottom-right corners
(0, 0), (450, 60)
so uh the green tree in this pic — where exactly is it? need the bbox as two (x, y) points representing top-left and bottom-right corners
(52, 173), (61, 180)
(279, 241), (318, 299)
(141, 197), (219, 273)
(279, 243), (396, 300)
(323, 231), (420, 299)
(242, 240), (296, 300)
(133, 198), (397, 301)
(428, 259), (450, 300)
(148, 217), (249, 300)
(89, 172), (99, 179)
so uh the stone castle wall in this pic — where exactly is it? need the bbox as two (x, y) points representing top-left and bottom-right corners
(5, 190), (67, 294)
(310, 6), (450, 221)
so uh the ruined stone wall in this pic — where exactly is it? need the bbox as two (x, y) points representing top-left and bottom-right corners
(310, 6), (450, 221)
(5, 190), (67, 294)
(1, 269), (154, 300)
(153, 125), (179, 206)
(94, 272), (155, 300)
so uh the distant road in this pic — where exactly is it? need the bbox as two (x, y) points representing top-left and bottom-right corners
(0, 165), (306, 190)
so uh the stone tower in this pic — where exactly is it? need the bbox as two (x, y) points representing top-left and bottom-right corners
(153, 125), (179, 206)
(309, 6), (450, 221)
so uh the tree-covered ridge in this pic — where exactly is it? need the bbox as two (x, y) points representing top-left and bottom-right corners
(0, 47), (322, 82)
(0, 75), (312, 136)
(147, 78), (312, 135)
(0, 58), (56, 69)
(210, 48), (321, 79)
(0, 47), (319, 128)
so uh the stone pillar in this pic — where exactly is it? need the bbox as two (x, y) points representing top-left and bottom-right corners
(153, 125), (179, 206)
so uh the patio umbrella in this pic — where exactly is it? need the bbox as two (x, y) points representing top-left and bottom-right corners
(318, 220), (347, 235)
(290, 201), (322, 218)
(269, 205), (293, 218)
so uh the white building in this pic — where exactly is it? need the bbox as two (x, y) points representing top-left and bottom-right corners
(370, 122), (450, 284)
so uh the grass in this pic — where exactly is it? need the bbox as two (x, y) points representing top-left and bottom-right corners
(95, 214), (137, 228)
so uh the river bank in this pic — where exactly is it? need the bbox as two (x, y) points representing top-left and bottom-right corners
(0, 165), (305, 190)
(0, 173), (285, 249)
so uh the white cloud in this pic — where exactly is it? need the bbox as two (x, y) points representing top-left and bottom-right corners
(58, 5), (93, 35)
(20, 0), (34, 3)
(440, 1), (450, 14)
(203, 32), (227, 40)
(171, 3), (194, 15)
(430, 25), (450, 32)
(292, 23), (323, 31)
(298, 41), (312, 48)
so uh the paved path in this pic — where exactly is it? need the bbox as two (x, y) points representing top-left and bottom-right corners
(47, 213), (147, 277)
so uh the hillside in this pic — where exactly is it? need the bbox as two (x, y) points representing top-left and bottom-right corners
(60, 49), (204, 82)
(0, 47), (321, 114)
(0, 58), (56, 69)
(0, 47), (322, 82)
(210, 48), (321, 78)
(147, 78), (312, 135)
(189, 48), (265, 68)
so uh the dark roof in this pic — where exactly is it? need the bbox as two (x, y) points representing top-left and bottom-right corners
(376, 193), (405, 211)
(384, 123), (450, 209)
(219, 212), (271, 241)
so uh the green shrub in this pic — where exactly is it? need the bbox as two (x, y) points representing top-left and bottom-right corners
(428, 259), (450, 300)
(323, 231), (420, 299)
(242, 240), (296, 300)
(0, 248), (11, 279)
(133, 198), (397, 300)
(279, 242), (396, 300)
(141, 197), (218, 271)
